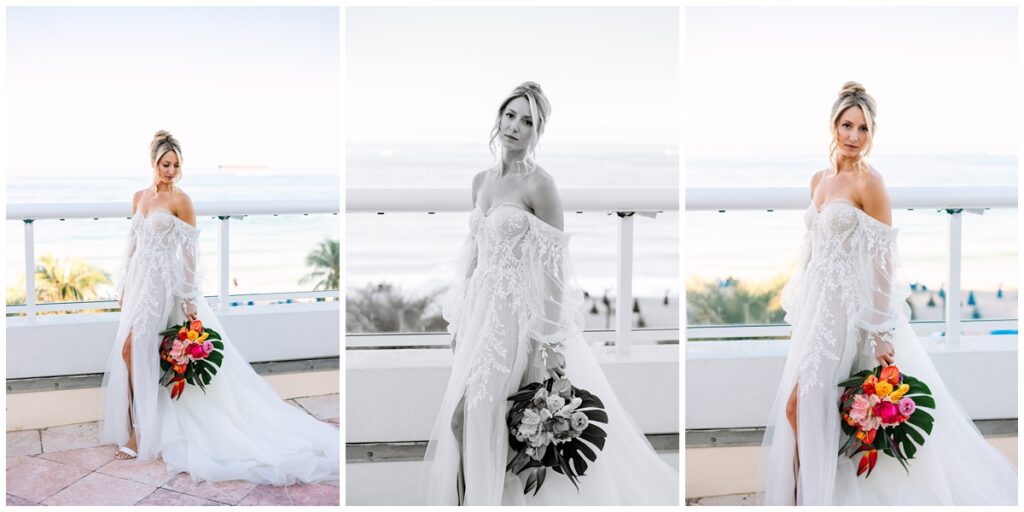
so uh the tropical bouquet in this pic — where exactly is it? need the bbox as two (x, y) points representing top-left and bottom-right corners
(506, 376), (608, 495)
(838, 364), (935, 477)
(158, 319), (224, 399)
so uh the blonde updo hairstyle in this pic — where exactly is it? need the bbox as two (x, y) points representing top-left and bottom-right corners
(150, 130), (183, 189)
(488, 81), (551, 171)
(828, 81), (877, 173)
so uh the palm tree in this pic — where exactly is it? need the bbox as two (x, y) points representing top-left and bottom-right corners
(345, 282), (447, 333)
(300, 238), (340, 291)
(33, 253), (111, 303)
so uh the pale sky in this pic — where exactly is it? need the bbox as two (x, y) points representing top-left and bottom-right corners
(346, 7), (679, 146)
(6, 7), (339, 175)
(686, 6), (1018, 157)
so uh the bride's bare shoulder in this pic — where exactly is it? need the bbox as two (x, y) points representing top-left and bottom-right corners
(471, 169), (491, 204)
(131, 189), (148, 213)
(809, 168), (829, 197)
(171, 189), (197, 226)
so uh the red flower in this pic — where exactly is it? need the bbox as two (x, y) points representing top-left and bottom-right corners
(862, 375), (877, 395)
(857, 450), (878, 477)
(177, 327), (187, 340)
(189, 320), (203, 334)
(863, 429), (877, 444)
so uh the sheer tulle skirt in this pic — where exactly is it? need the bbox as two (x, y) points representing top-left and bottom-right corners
(760, 317), (1017, 505)
(100, 292), (339, 485)
(421, 300), (678, 505)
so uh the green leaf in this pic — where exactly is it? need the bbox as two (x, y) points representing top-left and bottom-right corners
(907, 395), (935, 409)
(901, 423), (925, 445)
(907, 410), (934, 435)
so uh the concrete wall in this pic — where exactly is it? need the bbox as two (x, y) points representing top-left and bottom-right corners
(346, 344), (679, 443)
(686, 336), (1018, 429)
(7, 303), (339, 379)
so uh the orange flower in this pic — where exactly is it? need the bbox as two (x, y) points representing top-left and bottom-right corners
(880, 365), (901, 386)
(177, 327), (188, 340)
(189, 320), (203, 334)
(862, 375), (877, 395)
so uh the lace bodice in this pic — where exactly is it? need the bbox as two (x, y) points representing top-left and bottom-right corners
(117, 210), (202, 328)
(780, 199), (912, 393)
(443, 202), (585, 408)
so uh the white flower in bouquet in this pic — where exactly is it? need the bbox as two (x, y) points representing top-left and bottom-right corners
(570, 411), (589, 432)
(557, 397), (583, 418)
(546, 395), (566, 414)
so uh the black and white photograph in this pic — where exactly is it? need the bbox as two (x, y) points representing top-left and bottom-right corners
(345, 6), (680, 506)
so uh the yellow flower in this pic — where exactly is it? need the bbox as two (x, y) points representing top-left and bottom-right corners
(187, 330), (199, 341)
(888, 383), (910, 402)
(874, 381), (893, 397)
(198, 332), (210, 343)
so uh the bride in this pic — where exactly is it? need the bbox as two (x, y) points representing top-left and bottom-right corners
(757, 82), (1017, 505)
(98, 131), (339, 485)
(421, 82), (678, 505)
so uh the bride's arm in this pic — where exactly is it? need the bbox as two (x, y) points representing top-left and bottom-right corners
(444, 172), (487, 352)
(857, 171), (897, 367)
(117, 191), (145, 308)
(174, 193), (201, 321)
(526, 173), (567, 379)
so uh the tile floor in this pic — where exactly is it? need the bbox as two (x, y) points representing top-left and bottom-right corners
(6, 393), (340, 506)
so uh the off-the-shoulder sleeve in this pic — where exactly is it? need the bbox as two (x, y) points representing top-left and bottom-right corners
(170, 222), (203, 300)
(780, 230), (811, 327)
(854, 217), (911, 338)
(523, 216), (585, 351)
(115, 220), (138, 301)
(442, 232), (479, 337)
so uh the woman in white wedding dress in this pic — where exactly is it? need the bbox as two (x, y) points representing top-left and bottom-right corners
(757, 82), (1017, 505)
(421, 83), (678, 505)
(99, 131), (339, 484)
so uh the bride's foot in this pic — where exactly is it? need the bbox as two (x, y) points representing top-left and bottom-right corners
(115, 433), (138, 460)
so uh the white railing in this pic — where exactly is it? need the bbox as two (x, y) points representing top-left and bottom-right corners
(346, 187), (679, 353)
(6, 199), (340, 318)
(685, 186), (1018, 343)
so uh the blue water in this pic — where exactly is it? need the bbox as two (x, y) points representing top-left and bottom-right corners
(686, 150), (1017, 293)
(6, 169), (338, 297)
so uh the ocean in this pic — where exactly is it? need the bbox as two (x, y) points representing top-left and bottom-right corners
(6, 169), (339, 299)
(686, 149), (1018, 294)
(345, 144), (681, 302)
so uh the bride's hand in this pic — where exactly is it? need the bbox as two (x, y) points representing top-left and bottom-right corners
(872, 332), (895, 367)
(182, 299), (198, 322)
(546, 350), (567, 379)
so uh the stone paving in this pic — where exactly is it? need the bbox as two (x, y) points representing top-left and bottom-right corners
(6, 393), (340, 506)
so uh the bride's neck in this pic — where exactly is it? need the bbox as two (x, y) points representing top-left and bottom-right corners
(499, 148), (529, 176)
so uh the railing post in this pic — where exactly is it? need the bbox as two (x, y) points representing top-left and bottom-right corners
(23, 219), (36, 320)
(945, 209), (963, 344)
(219, 216), (231, 311)
(615, 212), (635, 354)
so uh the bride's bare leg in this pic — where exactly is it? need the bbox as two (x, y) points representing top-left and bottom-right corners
(450, 394), (467, 505)
(785, 384), (799, 503)
(114, 332), (138, 459)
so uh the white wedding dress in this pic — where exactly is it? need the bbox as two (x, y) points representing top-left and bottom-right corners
(421, 202), (678, 505)
(758, 199), (1017, 505)
(99, 209), (339, 485)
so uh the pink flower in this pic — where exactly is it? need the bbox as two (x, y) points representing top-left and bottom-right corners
(170, 339), (186, 362)
(202, 340), (214, 354)
(874, 401), (901, 425)
(849, 394), (870, 422)
(898, 397), (916, 417)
